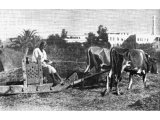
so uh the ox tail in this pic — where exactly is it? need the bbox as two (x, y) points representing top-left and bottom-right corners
(84, 48), (91, 74)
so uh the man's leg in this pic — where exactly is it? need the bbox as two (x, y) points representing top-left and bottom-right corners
(54, 72), (64, 85)
(50, 73), (59, 86)
(47, 64), (64, 85)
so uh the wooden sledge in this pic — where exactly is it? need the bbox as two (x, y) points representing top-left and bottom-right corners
(0, 48), (70, 95)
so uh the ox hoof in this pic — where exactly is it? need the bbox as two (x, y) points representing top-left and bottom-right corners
(117, 92), (123, 95)
(113, 91), (123, 95)
(144, 84), (147, 88)
(36, 87), (39, 91)
(101, 90), (109, 97)
(50, 87), (53, 90)
(144, 85), (148, 89)
(101, 92), (105, 97)
(127, 87), (132, 90)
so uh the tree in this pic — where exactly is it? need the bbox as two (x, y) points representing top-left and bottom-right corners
(9, 29), (40, 53)
(86, 32), (97, 46)
(46, 33), (66, 47)
(0, 40), (3, 48)
(97, 25), (108, 43)
(61, 29), (68, 39)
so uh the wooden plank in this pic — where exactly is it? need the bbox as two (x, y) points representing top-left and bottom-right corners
(0, 82), (70, 95)
(0, 85), (23, 94)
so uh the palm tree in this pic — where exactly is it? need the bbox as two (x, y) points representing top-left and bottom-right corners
(10, 29), (41, 53)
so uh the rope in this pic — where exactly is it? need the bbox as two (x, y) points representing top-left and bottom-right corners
(52, 60), (86, 64)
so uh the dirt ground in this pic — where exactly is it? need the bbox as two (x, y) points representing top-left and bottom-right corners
(0, 67), (160, 111)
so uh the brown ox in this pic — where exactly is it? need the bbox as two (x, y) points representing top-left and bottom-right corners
(123, 49), (158, 90)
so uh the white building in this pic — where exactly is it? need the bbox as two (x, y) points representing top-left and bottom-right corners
(65, 35), (87, 43)
(108, 32), (160, 47)
(136, 34), (156, 44)
(108, 33), (130, 46)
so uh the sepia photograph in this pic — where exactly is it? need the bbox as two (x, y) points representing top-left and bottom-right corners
(0, 1), (160, 112)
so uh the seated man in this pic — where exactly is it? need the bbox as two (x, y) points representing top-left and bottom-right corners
(32, 41), (64, 86)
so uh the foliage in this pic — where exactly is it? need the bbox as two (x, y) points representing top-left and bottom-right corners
(8, 29), (41, 53)
(85, 32), (97, 47)
(46, 34), (67, 48)
(97, 25), (108, 43)
(46, 42), (86, 62)
(85, 25), (110, 48)
(61, 29), (68, 39)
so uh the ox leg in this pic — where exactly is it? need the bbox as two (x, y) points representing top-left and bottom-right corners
(84, 65), (90, 73)
(116, 83), (120, 95)
(116, 76), (120, 95)
(105, 75), (110, 93)
(143, 74), (147, 88)
(128, 73), (133, 90)
(101, 75), (110, 96)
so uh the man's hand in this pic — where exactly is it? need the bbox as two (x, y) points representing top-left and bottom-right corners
(44, 60), (54, 65)
(48, 61), (53, 65)
(44, 60), (50, 63)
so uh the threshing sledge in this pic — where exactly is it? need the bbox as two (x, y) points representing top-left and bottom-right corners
(0, 48), (69, 95)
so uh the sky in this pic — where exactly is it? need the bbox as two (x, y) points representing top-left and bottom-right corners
(0, 9), (160, 41)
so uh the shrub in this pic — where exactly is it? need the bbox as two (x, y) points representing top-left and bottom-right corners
(121, 35), (137, 49)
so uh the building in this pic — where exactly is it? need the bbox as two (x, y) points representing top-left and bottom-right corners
(152, 35), (160, 50)
(64, 35), (87, 43)
(108, 33), (130, 46)
(108, 33), (160, 47)
(109, 16), (160, 47)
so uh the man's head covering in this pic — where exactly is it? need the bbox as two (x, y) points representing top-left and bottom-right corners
(39, 41), (46, 48)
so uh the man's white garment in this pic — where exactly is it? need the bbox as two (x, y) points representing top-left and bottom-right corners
(32, 48), (56, 73)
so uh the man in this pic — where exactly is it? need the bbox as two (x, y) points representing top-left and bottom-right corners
(32, 41), (64, 86)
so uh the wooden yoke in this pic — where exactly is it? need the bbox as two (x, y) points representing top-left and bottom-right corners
(22, 48), (43, 91)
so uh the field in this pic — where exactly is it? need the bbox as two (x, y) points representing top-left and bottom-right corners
(0, 63), (160, 111)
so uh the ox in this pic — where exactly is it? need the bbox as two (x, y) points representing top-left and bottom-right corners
(84, 46), (130, 95)
(84, 46), (111, 73)
(101, 47), (131, 95)
(123, 49), (158, 90)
